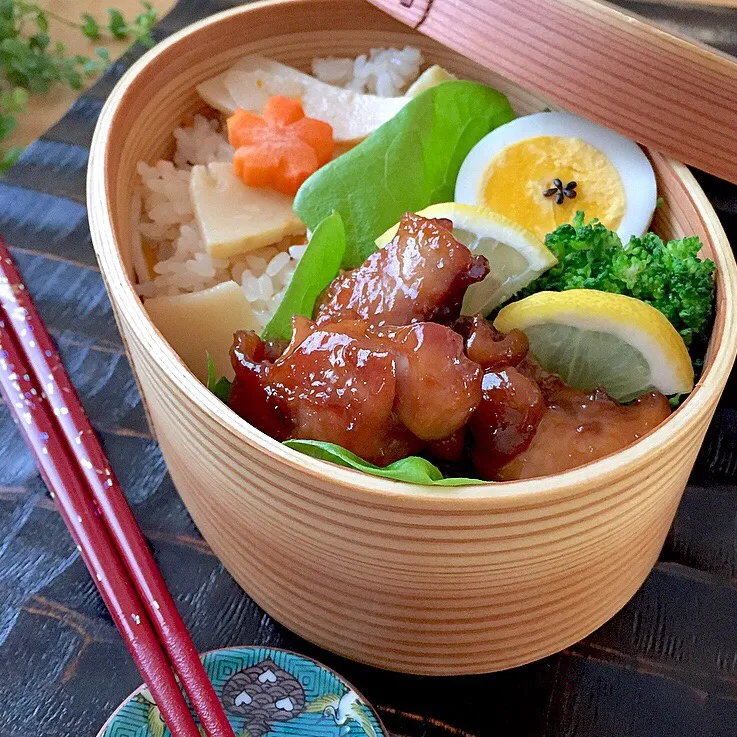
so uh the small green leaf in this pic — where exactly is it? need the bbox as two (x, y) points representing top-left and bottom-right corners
(107, 8), (128, 39)
(82, 58), (101, 76)
(261, 211), (346, 342)
(0, 145), (23, 172)
(131, 1), (157, 46)
(34, 11), (48, 33)
(668, 393), (684, 409)
(1, 36), (26, 55)
(27, 75), (49, 94)
(135, 30), (156, 49)
(59, 65), (82, 89)
(284, 440), (484, 486)
(206, 353), (232, 403)
(11, 86), (28, 107)
(81, 12), (100, 40)
(206, 352), (216, 388)
(0, 113), (16, 138)
(212, 377), (232, 403)
(28, 32), (48, 51)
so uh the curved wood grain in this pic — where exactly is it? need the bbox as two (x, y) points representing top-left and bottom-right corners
(87, 0), (737, 675)
(369, 0), (737, 185)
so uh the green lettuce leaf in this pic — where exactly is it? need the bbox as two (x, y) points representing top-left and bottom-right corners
(293, 80), (515, 267)
(206, 352), (232, 403)
(261, 211), (346, 342)
(284, 439), (484, 486)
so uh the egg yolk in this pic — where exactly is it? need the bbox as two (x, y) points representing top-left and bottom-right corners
(481, 136), (625, 242)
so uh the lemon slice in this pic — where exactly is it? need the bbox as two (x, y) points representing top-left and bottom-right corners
(375, 203), (557, 315)
(494, 290), (694, 402)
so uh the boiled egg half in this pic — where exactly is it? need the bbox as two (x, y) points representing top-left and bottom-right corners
(455, 112), (657, 242)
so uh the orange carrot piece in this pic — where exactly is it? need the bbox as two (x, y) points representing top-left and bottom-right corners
(234, 139), (318, 196)
(290, 117), (335, 165)
(227, 108), (266, 148)
(262, 96), (306, 127)
(227, 98), (335, 195)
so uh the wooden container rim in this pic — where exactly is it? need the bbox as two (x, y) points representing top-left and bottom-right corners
(88, 0), (737, 505)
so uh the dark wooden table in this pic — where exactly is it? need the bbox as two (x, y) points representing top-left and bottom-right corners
(1, 2), (737, 736)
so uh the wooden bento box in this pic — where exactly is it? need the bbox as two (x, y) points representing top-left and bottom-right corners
(88, 0), (737, 674)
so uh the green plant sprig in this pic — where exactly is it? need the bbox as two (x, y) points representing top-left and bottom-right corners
(78, 3), (158, 44)
(0, 1), (158, 172)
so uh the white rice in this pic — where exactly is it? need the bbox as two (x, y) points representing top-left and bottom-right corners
(134, 116), (306, 327)
(135, 48), (423, 329)
(312, 46), (422, 97)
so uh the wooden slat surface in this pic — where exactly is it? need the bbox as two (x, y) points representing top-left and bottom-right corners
(369, 0), (737, 184)
(1, 1), (737, 736)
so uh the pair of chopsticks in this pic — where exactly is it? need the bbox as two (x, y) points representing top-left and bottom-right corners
(0, 238), (234, 737)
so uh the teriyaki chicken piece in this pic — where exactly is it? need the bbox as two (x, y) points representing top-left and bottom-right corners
(229, 316), (482, 466)
(315, 212), (489, 326)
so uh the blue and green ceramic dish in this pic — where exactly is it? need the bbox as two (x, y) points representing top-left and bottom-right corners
(99, 647), (386, 737)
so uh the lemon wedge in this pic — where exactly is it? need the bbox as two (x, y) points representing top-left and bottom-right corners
(494, 290), (694, 401)
(375, 203), (557, 315)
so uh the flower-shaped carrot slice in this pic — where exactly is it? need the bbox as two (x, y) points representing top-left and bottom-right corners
(228, 97), (335, 196)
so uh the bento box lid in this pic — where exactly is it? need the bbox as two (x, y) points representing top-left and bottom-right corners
(366, 0), (737, 184)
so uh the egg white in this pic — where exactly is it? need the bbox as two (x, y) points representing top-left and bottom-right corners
(454, 112), (657, 241)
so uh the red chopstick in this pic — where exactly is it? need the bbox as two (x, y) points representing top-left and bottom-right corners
(0, 240), (234, 737)
(0, 315), (202, 737)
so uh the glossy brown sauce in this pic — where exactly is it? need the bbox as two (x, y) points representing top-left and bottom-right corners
(496, 376), (671, 480)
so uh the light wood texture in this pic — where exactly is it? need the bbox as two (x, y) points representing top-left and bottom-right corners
(368, 0), (737, 185)
(6, 0), (175, 149)
(87, 0), (737, 675)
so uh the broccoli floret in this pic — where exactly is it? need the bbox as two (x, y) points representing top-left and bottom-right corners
(523, 212), (716, 354)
